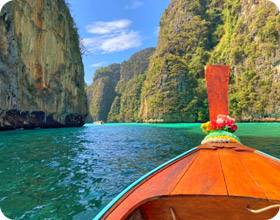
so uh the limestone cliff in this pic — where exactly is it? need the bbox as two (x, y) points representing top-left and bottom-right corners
(86, 48), (154, 123)
(210, 0), (280, 121)
(108, 47), (155, 122)
(86, 64), (120, 122)
(140, 0), (280, 122)
(0, 0), (88, 130)
(86, 0), (280, 123)
(115, 47), (156, 94)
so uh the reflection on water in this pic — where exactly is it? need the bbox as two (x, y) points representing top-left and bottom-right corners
(0, 123), (279, 219)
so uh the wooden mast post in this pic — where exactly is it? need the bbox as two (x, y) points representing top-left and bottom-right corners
(205, 65), (230, 121)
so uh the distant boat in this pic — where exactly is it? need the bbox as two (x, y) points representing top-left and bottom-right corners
(93, 66), (280, 220)
(93, 121), (104, 125)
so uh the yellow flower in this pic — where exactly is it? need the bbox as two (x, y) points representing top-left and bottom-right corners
(201, 121), (212, 134)
(205, 121), (211, 130)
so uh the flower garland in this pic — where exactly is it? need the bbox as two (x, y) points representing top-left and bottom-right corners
(201, 114), (237, 134)
(201, 130), (241, 144)
(201, 114), (240, 144)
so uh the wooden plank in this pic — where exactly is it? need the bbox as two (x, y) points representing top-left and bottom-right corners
(140, 196), (279, 220)
(171, 150), (228, 196)
(205, 65), (230, 120)
(255, 151), (280, 170)
(237, 151), (280, 201)
(218, 149), (267, 198)
(105, 151), (198, 220)
(199, 143), (254, 152)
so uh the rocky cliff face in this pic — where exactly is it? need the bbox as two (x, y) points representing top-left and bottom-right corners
(115, 47), (156, 94)
(140, 0), (216, 122)
(86, 48), (155, 123)
(210, 0), (280, 121)
(108, 47), (155, 122)
(140, 0), (280, 122)
(0, 0), (88, 130)
(86, 0), (280, 123)
(86, 64), (120, 122)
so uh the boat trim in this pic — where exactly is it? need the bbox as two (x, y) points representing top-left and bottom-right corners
(247, 204), (280, 213)
(256, 150), (280, 162)
(93, 147), (198, 220)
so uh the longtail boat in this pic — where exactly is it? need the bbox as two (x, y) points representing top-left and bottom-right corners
(94, 66), (280, 220)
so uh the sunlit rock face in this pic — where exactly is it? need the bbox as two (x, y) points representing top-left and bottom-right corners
(86, 64), (121, 123)
(85, 48), (155, 123)
(0, 0), (88, 130)
(140, 0), (280, 122)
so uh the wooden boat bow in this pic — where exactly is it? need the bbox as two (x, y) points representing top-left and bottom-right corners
(95, 144), (280, 220)
(94, 66), (280, 220)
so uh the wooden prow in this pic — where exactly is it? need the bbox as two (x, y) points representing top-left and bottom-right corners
(205, 65), (230, 121)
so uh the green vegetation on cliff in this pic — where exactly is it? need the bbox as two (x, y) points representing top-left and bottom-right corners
(210, 0), (280, 120)
(140, 0), (222, 122)
(87, 48), (155, 123)
(108, 48), (155, 122)
(87, 0), (280, 123)
(140, 0), (280, 122)
(86, 64), (120, 122)
(108, 74), (147, 122)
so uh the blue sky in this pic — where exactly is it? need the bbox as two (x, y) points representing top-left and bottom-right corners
(67, 0), (171, 85)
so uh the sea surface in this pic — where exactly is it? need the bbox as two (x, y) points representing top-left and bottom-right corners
(0, 123), (279, 219)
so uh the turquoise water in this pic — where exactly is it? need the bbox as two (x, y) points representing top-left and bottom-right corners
(0, 123), (279, 219)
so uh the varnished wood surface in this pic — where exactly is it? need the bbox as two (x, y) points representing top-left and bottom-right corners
(218, 149), (267, 198)
(198, 142), (255, 152)
(104, 151), (199, 220)
(171, 150), (228, 195)
(140, 196), (279, 220)
(255, 151), (280, 169)
(238, 151), (280, 201)
(100, 143), (280, 220)
(205, 65), (230, 120)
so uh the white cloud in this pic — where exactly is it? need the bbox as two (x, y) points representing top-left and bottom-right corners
(89, 62), (106, 68)
(154, 26), (160, 36)
(86, 19), (132, 34)
(125, 0), (143, 10)
(269, 0), (280, 11)
(82, 31), (141, 53)
(82, 19), (142, 54)
(101, 31), (141, 52)
(0, 0), (11, 12)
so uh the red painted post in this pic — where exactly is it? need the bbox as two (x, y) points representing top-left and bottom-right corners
(205, 65), (230, 121)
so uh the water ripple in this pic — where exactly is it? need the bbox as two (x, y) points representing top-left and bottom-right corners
(0, 123), (279, 219)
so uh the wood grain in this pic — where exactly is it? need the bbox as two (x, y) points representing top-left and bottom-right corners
(199, 142), (255, 152)
(205, 65), (230, 120)
(255, 151), (280, 170)
(105, 151), (198, 220)
(140, 196), (279, 220)
(237, 151), (280, 201)
(100, 144), (280, 220)
(218, 149), (267, 198)
(171, 150), (228, 195)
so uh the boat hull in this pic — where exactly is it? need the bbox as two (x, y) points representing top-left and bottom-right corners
(128, 195), (279, 220)
(94, 143), (280, 220)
